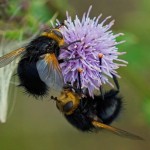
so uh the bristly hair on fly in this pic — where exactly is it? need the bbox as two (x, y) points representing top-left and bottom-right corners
(57, 6), (128, 97)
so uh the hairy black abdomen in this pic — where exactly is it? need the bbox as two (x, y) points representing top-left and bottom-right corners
(96, 90), (122, 124)
(17, 57), (48, 97)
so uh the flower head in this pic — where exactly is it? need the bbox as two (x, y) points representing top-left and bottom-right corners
(58, 6), (127, 97)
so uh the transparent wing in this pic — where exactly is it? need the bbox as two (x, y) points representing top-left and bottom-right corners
(92, 120), (143, 140)
(36, 53), (64, 92)
(0, 47), (26, 68)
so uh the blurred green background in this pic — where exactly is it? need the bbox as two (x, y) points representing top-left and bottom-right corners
(0, 0), (150, 150)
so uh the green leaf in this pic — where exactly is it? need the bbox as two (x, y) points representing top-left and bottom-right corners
(4, 30), (24, 41)
(142, 98), (150, 124)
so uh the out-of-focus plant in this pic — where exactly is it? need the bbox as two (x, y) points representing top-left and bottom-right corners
(0, 38), (26, 123)
(142, 98), (150, 124)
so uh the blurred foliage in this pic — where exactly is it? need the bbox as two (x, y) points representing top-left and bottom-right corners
(117, 32), (150, 94)
(117, 31), (150, 124)
(142, 98), (150, 124)
(0, 0), (73, 41)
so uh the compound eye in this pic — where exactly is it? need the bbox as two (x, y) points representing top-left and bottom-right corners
(63, 101), (73, 112)
(53, 30), (63, 39)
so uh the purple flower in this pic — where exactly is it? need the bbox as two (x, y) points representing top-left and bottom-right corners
(58, 6), (127, 97)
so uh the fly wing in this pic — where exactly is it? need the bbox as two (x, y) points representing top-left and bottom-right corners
(92, 120), (143, 140)
(0, 47), (26, 68)
(36, 53), (64, 92)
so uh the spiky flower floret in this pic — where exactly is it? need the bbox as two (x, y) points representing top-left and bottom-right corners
(58, 6), (127, 97)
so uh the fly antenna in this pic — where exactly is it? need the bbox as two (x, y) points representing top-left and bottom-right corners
(51, 96), (58, 101)
(60, 40), (81, 49)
